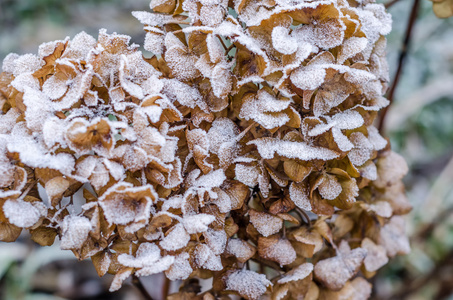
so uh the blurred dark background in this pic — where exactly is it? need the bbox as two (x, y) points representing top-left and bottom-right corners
(1, 0), (453, 299)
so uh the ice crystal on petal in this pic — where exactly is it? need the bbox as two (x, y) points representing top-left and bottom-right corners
(182, 214), (215, 234)
(226, 239), (256, 263)
(314, 247), (367, 290)
(289, 182), (312, 211)
(248, 138), (339, 161)
(160, 223), (191, 251)
(277, 263), (313, 284)
(3, 199), (46, 228)
(194, 243), (223, 271)
(98, 182), (155, 230)
(225, 270), (272, 300)
(60, 216), (92, 250)
(239, 90), (292, 129)
(249, 210), (283, 237)
(165, 252), (193, 280)
(272, 27), (298, 55)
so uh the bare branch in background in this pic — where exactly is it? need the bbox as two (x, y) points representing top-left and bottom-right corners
(378, 0), (420, 132)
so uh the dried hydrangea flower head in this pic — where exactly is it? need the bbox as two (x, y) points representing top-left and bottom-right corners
(0, 0), (411, 298)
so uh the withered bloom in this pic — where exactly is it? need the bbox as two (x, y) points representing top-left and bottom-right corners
(0, 0), (411, 299)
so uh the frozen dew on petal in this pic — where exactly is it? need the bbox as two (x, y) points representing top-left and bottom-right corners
(194, 243), (223, 271)
(135, 255), (175, 276)
(289, 182), (312, 211)
(258, 236), (297, 266)
(225, 270), (272, 300)
(290, 66), (327, 91)
(118, 242), (162, 268)
(318, 174), (342, 201)
(98, 182), (156, 230)
(249, 210), (283, 237)
(182, 214), (215, 234)
(160, 223), (191, 251)
(239, 89), (292, 130)
(248, 138), (339, 161)
(204, 228), (227, 254)
(3, 199), (46, 228)
(60, 215), (92, 250)
(272, 26), (298, 55)
(277, 262), (314, 284)
(226, 238), (256, 263)
(109, 268), (134, 292)
(361, 238), (389, 272)
(118, 243), (175, 276)
(165, 252), (193, 280)
(314, 247), (367, 290)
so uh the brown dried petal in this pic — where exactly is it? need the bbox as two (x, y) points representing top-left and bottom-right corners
(226, 238), (256, 263)
(224, 270), (272, 300)
(249, 209), (283, 237)
(314, 247), (367, 290)
(258, 235), (296, 266)
(361, 238), (389, 272)
(0, 221), (22, 242)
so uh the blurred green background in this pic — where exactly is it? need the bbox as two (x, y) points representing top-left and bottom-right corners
(1, 0), (453, 299)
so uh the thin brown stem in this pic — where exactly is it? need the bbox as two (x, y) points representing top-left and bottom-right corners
(378, 0), (420, 132)
(170, 29), (184, 35)
(18, 179), (38, 201)
(132, 275), (154, 300)
(295, 207), (311, 226)
(217, 35), (228, 51)
(162, 276), (171, 300)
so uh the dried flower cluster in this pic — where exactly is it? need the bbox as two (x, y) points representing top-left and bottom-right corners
(0, 0), (411, 299)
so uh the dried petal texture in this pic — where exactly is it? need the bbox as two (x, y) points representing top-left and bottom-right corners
(165, 252), (193, 280)
(60, 216), (92, 250)
(277, 262), (314, 284)
(225, 270), (272, 300)
(258, 236), (297, 266)
(361, 238), (389, 272)
(248, 138), (339, 161)
(226, 239), (256, 263)
(320, 277), (372, 300)
(378, 216), (411, 257)
(66, 118), (114, 156)
(118, 243), (175, 276)
(3, 199), (46, 228)
(99, 182), (156, 232)
(314, 247), (367, 290)
(249, 210), (283, 237)
(239, 89), (292, 130)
